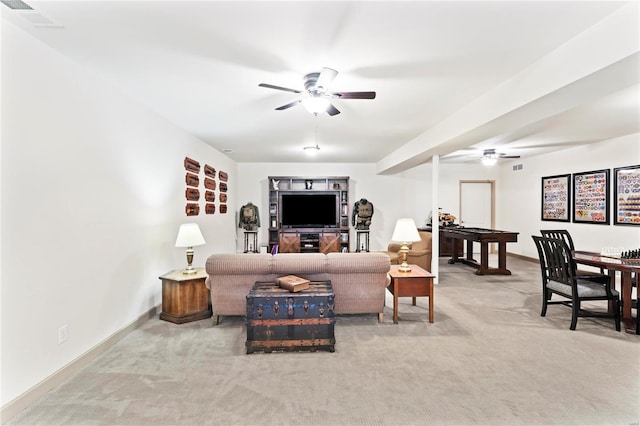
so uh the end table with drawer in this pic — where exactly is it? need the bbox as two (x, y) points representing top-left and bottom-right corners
(387, 264), (435, 324)
(159, 268), (212, 324)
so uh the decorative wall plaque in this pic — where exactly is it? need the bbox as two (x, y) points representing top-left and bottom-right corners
(205, 191), (216, 202)
(220, 193), (227, 203)
(204, 177), (216, 190)
(220, 182), (228, 192)
(186, 173), (199, 187)
(573, 169), (609, 224)
(185, 188), (200, 201)
(219, 171), (228, 182)
(205, 204), (216, 214)
(184, 157), (200, 173)
(541, 174), (570, 222)
(220, 204), (228, 214)
(614, 165), (640, 226)
(186, 203), (200, 216)
(204, 164), (216, 178)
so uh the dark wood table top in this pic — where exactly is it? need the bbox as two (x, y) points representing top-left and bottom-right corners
(573, 251), (640, 272)
(440, 227), (519, 242)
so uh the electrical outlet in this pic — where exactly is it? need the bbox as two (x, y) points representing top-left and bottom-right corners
(58, 325), (68, 344)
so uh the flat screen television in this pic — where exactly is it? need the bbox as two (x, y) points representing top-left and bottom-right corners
(280, 192), (339, 228)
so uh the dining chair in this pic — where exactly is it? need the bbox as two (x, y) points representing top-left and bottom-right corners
(540, 229), (606, 278)
(532, 235), (621, 331)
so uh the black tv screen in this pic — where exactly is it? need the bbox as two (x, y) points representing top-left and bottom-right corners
(280, 193), (338, 228)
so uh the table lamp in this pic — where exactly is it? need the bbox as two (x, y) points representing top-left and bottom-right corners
(175, 223), (206, 274)
(391, 218), (421, 272)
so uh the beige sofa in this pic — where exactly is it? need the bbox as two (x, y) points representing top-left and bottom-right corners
(205, 252), (391, 324)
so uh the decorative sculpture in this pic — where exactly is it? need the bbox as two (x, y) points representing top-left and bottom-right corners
(428, 208), (457, 227)
(352, 198), (374, 230)
(239, 202), (261, 230)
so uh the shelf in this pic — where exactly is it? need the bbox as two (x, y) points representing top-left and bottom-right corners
(268, 176), (350, 253)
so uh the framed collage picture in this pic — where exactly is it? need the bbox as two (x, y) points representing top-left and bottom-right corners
(572, 169), (609, 224)
(613, 165), (640, 226)
(541, 174), (570, 222)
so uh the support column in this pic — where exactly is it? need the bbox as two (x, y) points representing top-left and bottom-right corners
(432, 154), (439, 284)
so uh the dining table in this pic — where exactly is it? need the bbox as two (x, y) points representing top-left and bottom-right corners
(573, 251), (639, 333)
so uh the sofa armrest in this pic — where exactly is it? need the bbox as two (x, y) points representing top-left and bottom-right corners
(407, 249), (429, 257)
(387, 243), (402, 252)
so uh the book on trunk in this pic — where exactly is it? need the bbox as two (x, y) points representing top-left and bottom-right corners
(276, 275), (310, 292)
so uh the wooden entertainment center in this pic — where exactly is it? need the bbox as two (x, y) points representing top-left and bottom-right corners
(268, 176), (350, 253)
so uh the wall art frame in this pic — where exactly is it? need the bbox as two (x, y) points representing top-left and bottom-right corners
(613, 164), (640, 226)
(541, 174), (571, 222)
(572, 169), (609, 224)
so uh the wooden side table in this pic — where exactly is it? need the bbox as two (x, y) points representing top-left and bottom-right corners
(159, 268), (212, 324)
(387, 264), (435, 324)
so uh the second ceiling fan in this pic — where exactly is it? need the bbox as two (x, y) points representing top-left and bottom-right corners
(481, 149), (520, 165)
(259, 67), (376, 116)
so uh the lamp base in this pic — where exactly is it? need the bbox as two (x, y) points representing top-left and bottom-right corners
(398, 242), (411, 272)
(182, 247), (196, 274)
(398, 262), (412, 273)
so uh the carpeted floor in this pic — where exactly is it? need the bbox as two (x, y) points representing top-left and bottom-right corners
(7, 256), (640, 425)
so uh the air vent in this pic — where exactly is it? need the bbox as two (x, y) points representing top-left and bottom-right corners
(512, 164), (524, 171)
(0, 0), (32, 10)
(1, 0), (61, 27)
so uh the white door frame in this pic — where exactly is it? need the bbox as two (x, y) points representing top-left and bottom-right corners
(459, 180), (496, 252)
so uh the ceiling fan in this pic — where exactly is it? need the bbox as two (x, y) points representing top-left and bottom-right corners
(258, 67), (376, 116)
(481, 149), (520, 165)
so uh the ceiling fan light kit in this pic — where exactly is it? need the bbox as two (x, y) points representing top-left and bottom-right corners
(302, 97), (330, 114)
(259, 67), (376, 117)
(481, 156), (498, 166)
(303, 145), (320, 155)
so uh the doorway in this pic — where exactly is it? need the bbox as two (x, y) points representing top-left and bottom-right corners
(459, 180), (495, 253)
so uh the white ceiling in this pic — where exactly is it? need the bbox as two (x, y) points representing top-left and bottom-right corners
(3, 1), (639, 171)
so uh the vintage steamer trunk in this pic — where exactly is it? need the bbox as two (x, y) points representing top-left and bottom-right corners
(246, 281), (335, 354)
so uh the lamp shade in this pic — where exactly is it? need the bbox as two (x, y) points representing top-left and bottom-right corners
(391, 218), (421, 242)
(175, 223), (205, 247)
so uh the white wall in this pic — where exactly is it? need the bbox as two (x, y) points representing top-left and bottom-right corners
(1, 21), (236, 406)
(236, 162), (499, 252)
(238, 136), (639, 258)
(498, 133), (640, 258)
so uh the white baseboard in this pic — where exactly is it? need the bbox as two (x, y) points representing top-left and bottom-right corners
(1, 306), (159, 424)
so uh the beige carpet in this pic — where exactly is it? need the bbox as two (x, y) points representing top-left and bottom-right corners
(7, 256), (640, 425)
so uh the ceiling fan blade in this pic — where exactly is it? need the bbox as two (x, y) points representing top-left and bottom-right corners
(326, 104), (341, 116)
(316, 67), (338, 91)
(275, 100), (301, 111)
(332, 91), (376, 99)
(259, 83), (302, 94)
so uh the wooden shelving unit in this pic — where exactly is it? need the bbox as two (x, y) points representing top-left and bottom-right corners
(268, 176), (350, 253)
